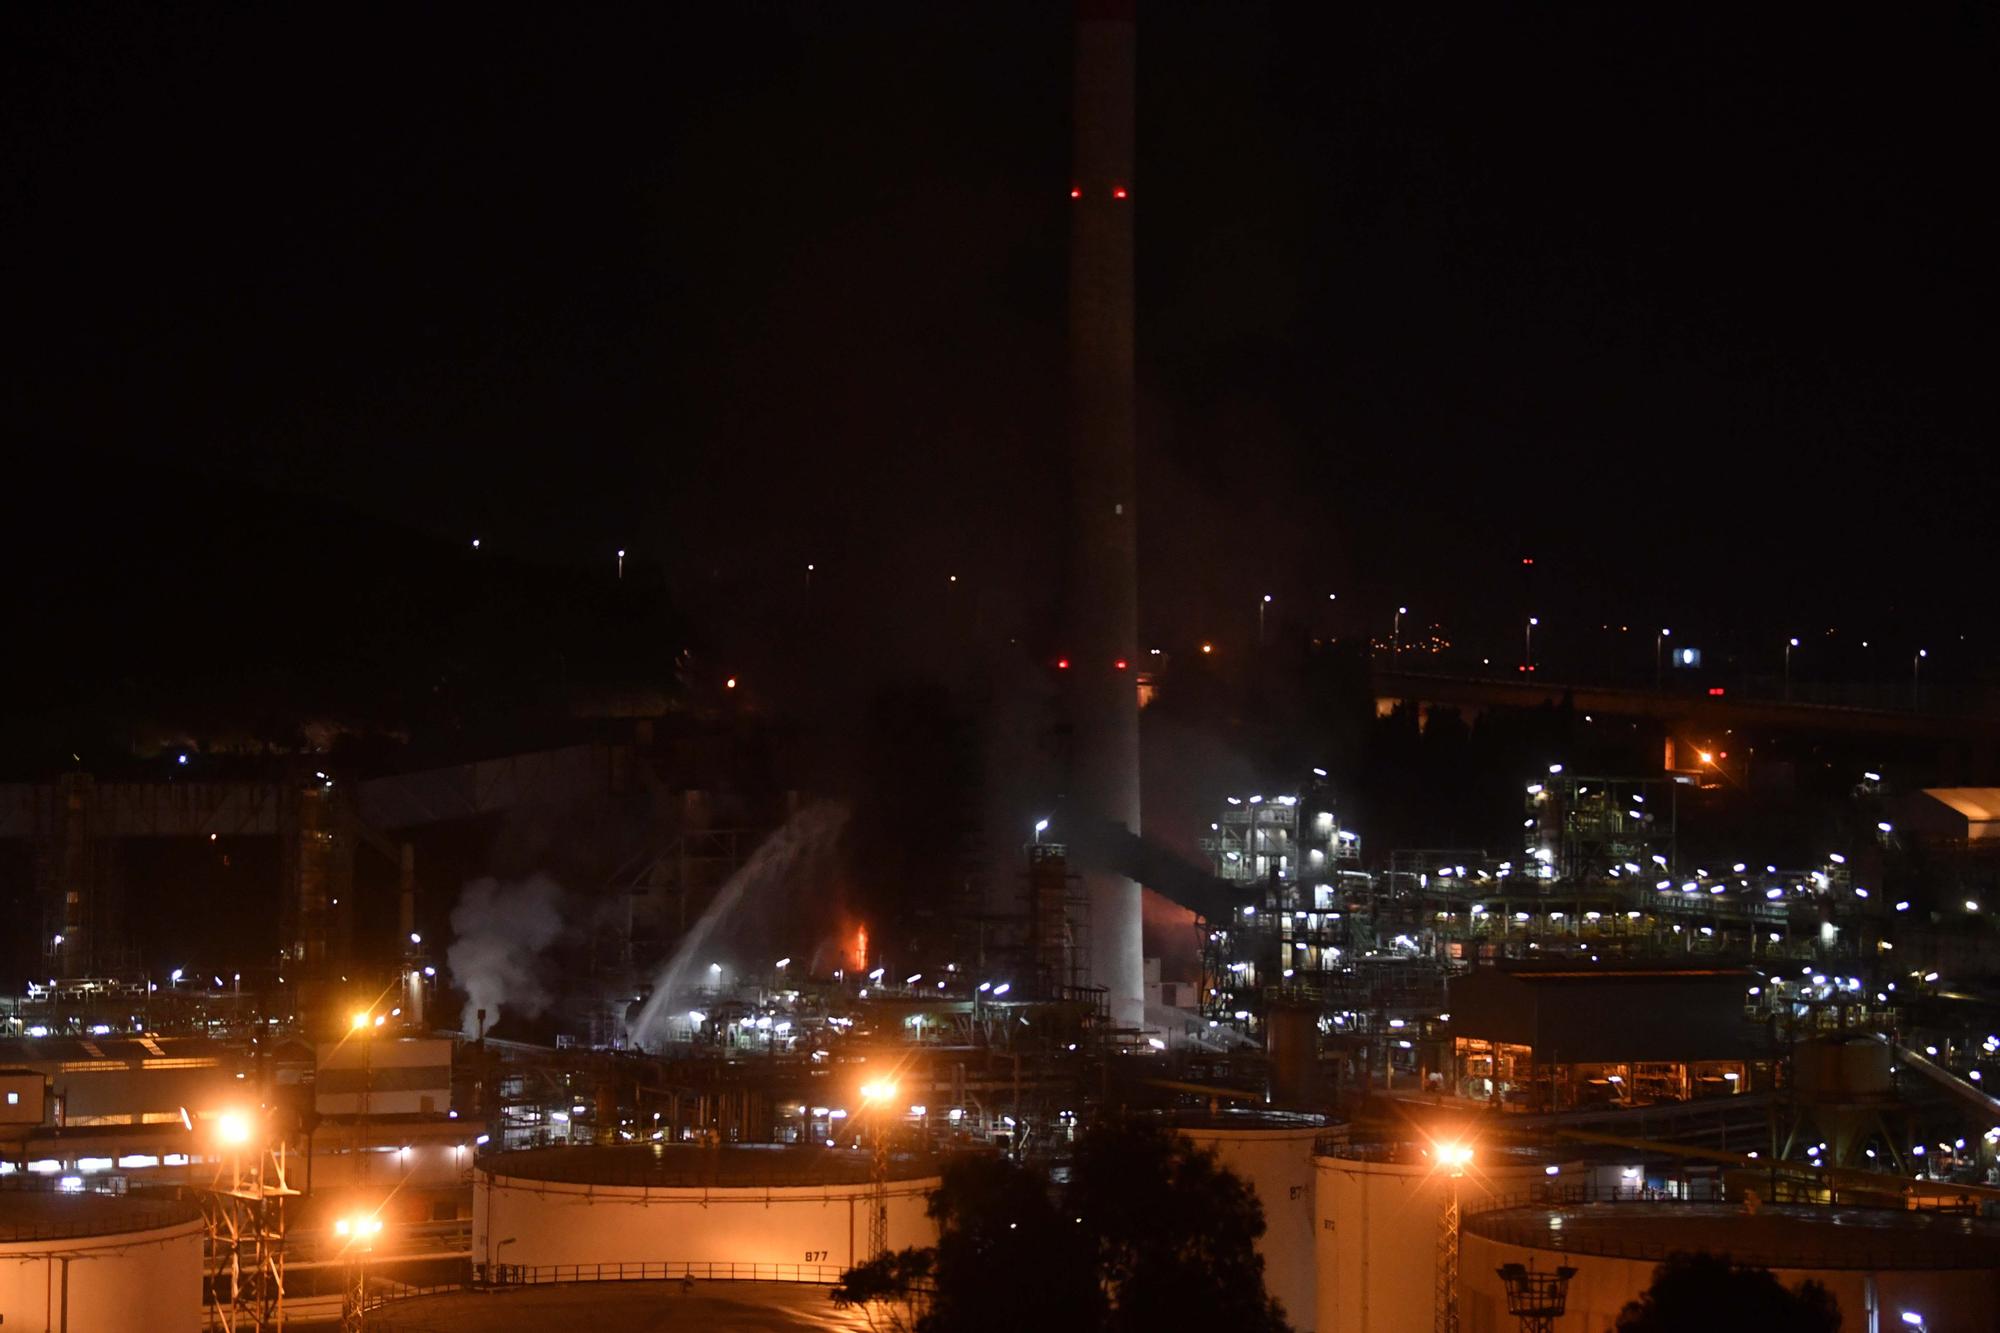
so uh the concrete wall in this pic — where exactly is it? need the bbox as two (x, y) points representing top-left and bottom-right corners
(1182, 1125), (1320, 1331)
(0, 1216), (204, 1333)
(474, 1169), (941, 1274)
(1462, 1230), (2000, 1333)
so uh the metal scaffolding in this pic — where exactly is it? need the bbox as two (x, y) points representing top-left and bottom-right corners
(202, 1135), (296, 1331)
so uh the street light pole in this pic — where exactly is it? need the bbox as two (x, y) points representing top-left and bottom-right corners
(857, 1079), (898, 1259)
(1434, 1143), (1473, 1333)
(1259, 594), (1272, 645)
(1394, 606), (1407, 658)
(1784, 637), (1798, 702)
(1525, 617), (1538, 673)
(1655, 628), (1670, 691)
(336, 1214), (383, 1333)
(1913, 648), (1927, 708)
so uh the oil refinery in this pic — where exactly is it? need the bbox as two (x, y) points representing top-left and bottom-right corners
(6, 1), (2000, 1331)
(4, 740), (1999, 1331)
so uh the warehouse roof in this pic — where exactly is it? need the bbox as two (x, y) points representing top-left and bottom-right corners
(0, 1035), (231, 1065)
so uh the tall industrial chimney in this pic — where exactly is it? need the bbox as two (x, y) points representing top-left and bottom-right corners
(1068, 0), (1143, 1031)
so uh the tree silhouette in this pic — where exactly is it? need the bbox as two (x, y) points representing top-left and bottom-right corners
(832, 1120), (1292, 1332)
(1069, 1118), (1292, 1333)
(1614, 1252), (1840, 1332)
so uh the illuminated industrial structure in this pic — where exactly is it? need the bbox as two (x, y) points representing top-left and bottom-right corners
(1199, 778), (1368, 1032)
(200, 1107), (295, 1332)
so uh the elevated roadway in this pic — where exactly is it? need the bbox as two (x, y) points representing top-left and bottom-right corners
(1373, 669), (2000, 742)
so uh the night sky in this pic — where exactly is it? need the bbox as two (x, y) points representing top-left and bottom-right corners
(7, 2), (1995, 696)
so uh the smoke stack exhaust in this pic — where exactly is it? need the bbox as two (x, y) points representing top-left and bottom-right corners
(1068, 0), (1143, 1030)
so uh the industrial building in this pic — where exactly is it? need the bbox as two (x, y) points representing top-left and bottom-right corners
(1445, 966), (1760, 1111)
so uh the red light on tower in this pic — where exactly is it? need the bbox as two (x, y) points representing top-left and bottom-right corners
(1069, 187), (1081, 198)
(1114, 658), (1128, 671)
(1056, 658), (1071, 670)
(1112, 186), (1129, 199)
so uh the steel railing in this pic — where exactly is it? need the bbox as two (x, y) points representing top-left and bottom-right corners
(356, 1259), (851, 1331)
(477, 1147), (933, 1191)
(1460, 1182), (2000, 1271)
(466, 1259), (848, 1287)
(0, 1186), (199, 1244)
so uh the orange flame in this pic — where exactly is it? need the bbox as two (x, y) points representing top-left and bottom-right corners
(852, 925), (869, 972)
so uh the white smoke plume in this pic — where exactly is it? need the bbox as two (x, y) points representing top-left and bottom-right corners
(446, 873), (566, 1037)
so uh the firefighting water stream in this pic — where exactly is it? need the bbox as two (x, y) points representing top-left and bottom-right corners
(626, 801), (850, 1048)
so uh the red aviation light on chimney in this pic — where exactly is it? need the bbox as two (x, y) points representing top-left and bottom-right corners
(1070, 187), (1082, 198)
(1056, 657), (1071, 670)
(1114, 658), (1129, 671)
(1112, 186), (1129, 199)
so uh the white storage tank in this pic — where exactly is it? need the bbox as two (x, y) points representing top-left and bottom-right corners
(1314, 1138), (1568, 1333)
(1461, 1197), (2000, 1333)
(0, 1188), (204, 1333)
(1175, 1111), (1330, 1332)
(474, 1143), (940, 1276)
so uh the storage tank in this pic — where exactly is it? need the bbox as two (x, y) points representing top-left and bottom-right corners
(474, 1144), (940, 1275)
(1314, 1138), (1570, 1333)
(1460, 1197), (2000, 1333)
(1175, 1111), (1331, 1332)
(0, 1188), (204, 1333)
(1787, 1033), (1897, 1165)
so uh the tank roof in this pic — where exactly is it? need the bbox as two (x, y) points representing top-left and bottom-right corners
(1166, 1109), (1331, 1133)
(480, 1143), (939, 1188)
(1466, 1201), (2000, 1271)
(0, 1188), (201, 1243)
(1319, 1139), (1568, 1168)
